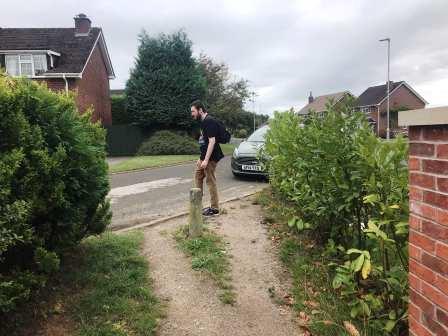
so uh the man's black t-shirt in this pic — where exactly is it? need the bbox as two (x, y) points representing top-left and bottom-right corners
(200, 115), (224, 162)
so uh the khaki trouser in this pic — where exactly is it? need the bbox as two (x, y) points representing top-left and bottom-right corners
(195, 160), (219, 209)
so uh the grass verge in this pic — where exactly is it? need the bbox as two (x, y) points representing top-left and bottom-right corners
(3, 231), (163, 336)
(255, 188), (375, 336)
(173, 226), (236, 305)
(109, 144), (235, 173)
(109, 155), (197, 173)
(68, 231), (163, 335)
(221, 143), (236, 156)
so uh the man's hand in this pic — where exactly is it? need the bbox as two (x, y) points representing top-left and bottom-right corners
(200, 159), (209, 169)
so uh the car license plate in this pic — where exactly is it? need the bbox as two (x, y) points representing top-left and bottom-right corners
(242, 164), (262, 171)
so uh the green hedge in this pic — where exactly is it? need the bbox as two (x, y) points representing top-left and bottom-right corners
(137, 130), (199, 155)
(111, 95), (130, 125)
(0, 73), (111, 315)
(264, 103), (409, 334)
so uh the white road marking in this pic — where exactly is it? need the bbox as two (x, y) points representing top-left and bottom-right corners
(108, 177), (193, 203)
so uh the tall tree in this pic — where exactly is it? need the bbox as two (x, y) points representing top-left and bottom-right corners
(126, 31), (206, 130)
(198, 54), (268, 133)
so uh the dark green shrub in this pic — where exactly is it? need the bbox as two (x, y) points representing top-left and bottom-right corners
(234, 129), (248, 138)
(0, 73), (111, 314)
(137, 130), (199, 155)
(110, 95), (130, 125)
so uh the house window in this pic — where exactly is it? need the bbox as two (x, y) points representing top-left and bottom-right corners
(19, 55), (33, 76)
(361, 107), (371, 114)
(33, 55), (47, 75)
(5, 54), (47, 77)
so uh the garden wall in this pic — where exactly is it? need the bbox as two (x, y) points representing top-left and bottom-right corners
(399, 107), (448, 336)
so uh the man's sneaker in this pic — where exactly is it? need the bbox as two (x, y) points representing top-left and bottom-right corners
(202, 207), (219, 216)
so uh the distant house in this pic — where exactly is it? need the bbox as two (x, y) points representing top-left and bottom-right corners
(298, 91), (354, 117)
(0, 14), (115, 125)
(355, 81), (427, 137)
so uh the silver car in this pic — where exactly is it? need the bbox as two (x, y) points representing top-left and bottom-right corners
(231, 125), (269, 177)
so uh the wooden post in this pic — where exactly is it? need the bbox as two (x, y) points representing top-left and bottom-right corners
(189, 188), (203, 238)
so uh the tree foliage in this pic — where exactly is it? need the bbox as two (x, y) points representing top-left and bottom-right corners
(198, 54), (268, 134)
(0, 74), (111, 315)
(111, 94), (130, 125)
(126, 31), (206, 130)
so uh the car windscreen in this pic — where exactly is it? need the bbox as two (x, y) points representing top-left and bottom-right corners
(247, 126), (269, 142)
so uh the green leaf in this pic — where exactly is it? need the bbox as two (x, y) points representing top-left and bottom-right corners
(363, 194), (379, 205)
(347, 248), (363, 255)
(287, 217), (297, 228)
(352, 254), (365, 273)
(360, 300), (371, 317)
(350, 306), (359, 318)
(388, 310), (397, 320)
(296, 219), (305, 231)
(384, 320), (396, 332)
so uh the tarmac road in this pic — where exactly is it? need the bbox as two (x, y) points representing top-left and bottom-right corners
(108, 156), (267, 229)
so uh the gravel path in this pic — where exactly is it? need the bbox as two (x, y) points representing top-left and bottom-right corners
(142, 197), (299, 336)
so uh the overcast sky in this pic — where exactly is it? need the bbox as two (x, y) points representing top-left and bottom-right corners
(2, 0), (447, 114)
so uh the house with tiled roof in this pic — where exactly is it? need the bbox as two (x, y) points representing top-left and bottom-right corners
(355, 81), (427, 137)
(298, 91), (354, 116)
(0, 14), (115, 125)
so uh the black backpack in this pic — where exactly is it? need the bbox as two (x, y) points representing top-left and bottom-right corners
(207, 116), (231, 144)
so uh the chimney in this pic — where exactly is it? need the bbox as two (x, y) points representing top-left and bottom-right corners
(308, 91), (314, 104)
(74, 13), (91, 36)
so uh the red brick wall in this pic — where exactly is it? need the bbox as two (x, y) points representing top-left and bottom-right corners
(408, 124), (448, 336)
(33, 45), (112, 126)
(35, 78), (77, 92)
(75, 44), (112, 125)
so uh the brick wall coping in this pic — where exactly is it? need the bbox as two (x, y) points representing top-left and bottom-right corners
(399, 106), (448, 127)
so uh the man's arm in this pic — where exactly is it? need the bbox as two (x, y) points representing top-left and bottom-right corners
(200, 137), (216, 169)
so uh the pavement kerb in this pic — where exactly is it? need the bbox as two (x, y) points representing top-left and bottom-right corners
(113, 190), (259, 233)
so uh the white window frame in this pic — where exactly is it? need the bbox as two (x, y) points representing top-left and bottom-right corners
(361, 107), (371, 114)
(5, 53), (48, 77)
(19, 54), (34, 77)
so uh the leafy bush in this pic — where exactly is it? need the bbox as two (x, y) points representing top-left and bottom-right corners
(0, 73), (111, 314)
(110, 94), (130, 125)
(234, 129), (248, 138)
(137, 130), (199, 155)
(264, 102), (409, 334)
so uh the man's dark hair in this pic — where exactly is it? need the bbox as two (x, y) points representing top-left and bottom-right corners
(191, 100), (207, 113)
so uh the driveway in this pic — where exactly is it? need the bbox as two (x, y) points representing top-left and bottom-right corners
(109, 156), (267, 229)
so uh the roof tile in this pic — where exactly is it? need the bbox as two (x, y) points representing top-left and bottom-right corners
(0, 27), (101, 74)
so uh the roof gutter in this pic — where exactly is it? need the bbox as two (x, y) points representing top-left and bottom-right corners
(0, 50), (61, 56)
(39, 73), (82, 78)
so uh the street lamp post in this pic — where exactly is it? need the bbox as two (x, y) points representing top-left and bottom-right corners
(251, 93), (256, 133)
(380, 38), (391, 139)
